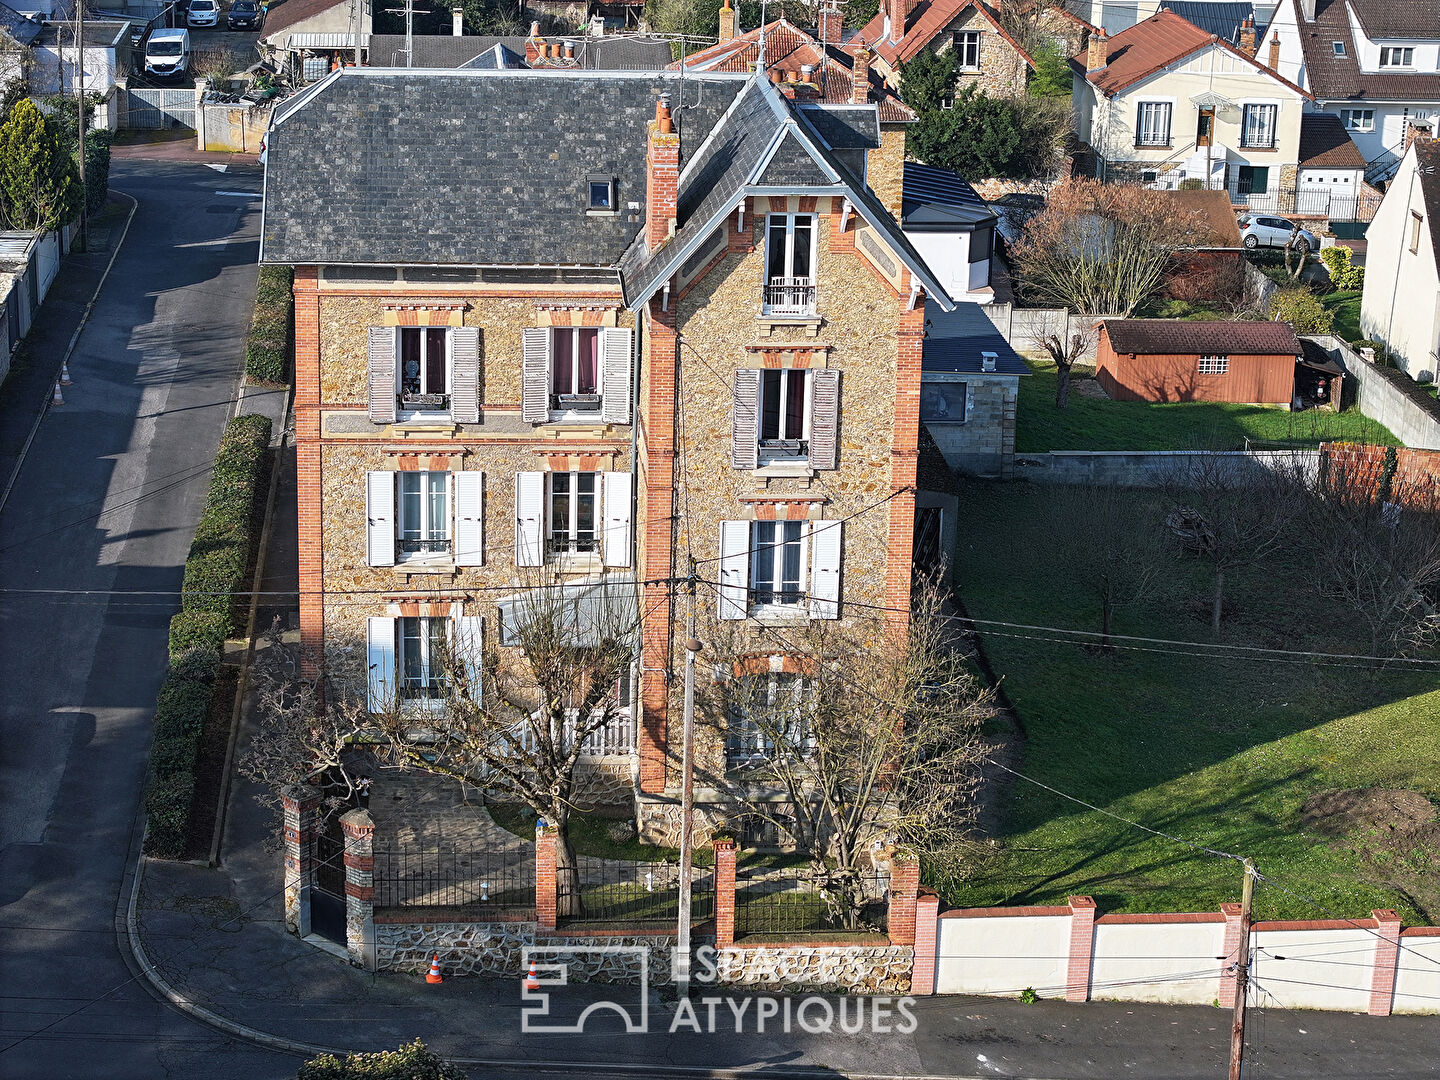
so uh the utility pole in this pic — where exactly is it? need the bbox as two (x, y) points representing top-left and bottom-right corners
(674, 572), (702, 999)
(75, 0), (88, 252)
(1228, 859), (1257, 1080)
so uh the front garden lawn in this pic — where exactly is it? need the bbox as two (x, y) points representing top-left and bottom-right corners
(1016, 359), (1398, 452)
(947, 481), (1440, 921)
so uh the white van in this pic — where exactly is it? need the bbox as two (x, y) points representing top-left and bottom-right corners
(144, 28), (191, 78)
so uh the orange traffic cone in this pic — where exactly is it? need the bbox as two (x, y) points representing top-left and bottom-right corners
(51, 382), (64, 406)
(425, 954), (443, 984)
(59, 362), (73, 386)
(524, 960), (540, 991)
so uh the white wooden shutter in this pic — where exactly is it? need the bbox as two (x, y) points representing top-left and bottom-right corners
(964, 382), (974, 422)
(600, 327), (633, 424)
(809, 369), (841, 470)
(366, 616), (396, 713)
(451, 326), (480, 423)
(515, 471), (545, 566)
(455, 613), (484, 706)
(521, 327), (551, 424)
(453, 470), (484, 567)
(368, 327), (397, 424)
(808, 520), (843, 620)
(731, 369), (761, 470)
(717, 520), (751, 620)
(365, 470), (395, 567)
(602, 470), (633, 567)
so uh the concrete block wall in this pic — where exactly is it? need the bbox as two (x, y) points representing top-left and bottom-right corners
(1309, 335), (1440, 450)
(1013, 448), (1319, 487)
(925, 376), (1018, 476)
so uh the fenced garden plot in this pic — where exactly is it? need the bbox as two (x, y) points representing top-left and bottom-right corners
(556, 860), (715, 925)
(734, 869), (891, 939)
(374, 844), (534, 911)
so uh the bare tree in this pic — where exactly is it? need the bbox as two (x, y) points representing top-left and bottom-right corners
(1282, 222), (1309, 281)
(1033, 323), (1097, 408)
(191, 46), (245, 87)
(1012, 178), (1209, 317)
(1163, 455), (1304, 633)
(1049, 484), (1166, 650)
(705, 587), (994, 929)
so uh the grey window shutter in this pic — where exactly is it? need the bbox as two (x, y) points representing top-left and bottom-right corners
(451, 326), (480, 423)
(366, 617), (396, 713)
(368, 327), (397, 424)
(731, 369), (760, 470)
(809, 369), (841, 470)
(601, 327), (634, 424)
(522, 327), (551, 424)
(717, 520), (751, 620)
(808, 520), (843, 620)
(453, 471), (484, 567)
(365, 470), (395, 567)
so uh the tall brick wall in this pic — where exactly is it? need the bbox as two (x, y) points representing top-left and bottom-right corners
(1320, 442), (1440, 506)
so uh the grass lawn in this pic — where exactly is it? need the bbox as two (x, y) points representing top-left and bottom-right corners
(1322, 289), (1362, 343)
(948, 481), (1440, 921)
(1016, 359), (1399, 452)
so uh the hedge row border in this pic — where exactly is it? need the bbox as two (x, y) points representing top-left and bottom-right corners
(244, 265), (293, 387)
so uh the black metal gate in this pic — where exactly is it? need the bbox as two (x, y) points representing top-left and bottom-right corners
(312, 817), (346, 945)
(913, 505), (944, 584)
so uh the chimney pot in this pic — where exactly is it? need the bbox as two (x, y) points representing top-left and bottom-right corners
(656, 92), (673, 133)
(452, 6), (462, 35)
(564, 39), (576, 59)
(1086, 31), (1108, 73)
(530, 20), (540, 36)
(647, 93), (680, 251)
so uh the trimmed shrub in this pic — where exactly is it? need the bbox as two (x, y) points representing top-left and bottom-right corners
(181, 413), (271, 635)
(1177, 178), (1205, 190)
(143, 662), (217, 858)
(245, 265), (293, 386)
(298, 1041), (468, 1080)
(84, 128), (111, 214)
(1318, 244), (1365, 290)
(1269, 288), (1334, 334)
(169, 611), (229, 662)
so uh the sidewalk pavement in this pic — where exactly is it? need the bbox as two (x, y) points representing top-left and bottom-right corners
(111, 128), (261, 167)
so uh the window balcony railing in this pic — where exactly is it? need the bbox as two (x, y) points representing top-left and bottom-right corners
(763, 276), (817, 317)
(547, 536), (601, 559)
(552, 393), (601, 412)
(399, 538), (452, 556)
(758, 438), (809, 460)
(399, 393), (450, 412)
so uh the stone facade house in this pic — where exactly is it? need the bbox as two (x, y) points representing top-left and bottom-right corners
(1072, 9), (1312, 210)
(260, 68), (954, 846)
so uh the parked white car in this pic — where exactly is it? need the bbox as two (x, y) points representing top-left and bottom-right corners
(144, 28), (191, 77)
(1238, 214), (1319, 253)
(187, 0), (219, 27)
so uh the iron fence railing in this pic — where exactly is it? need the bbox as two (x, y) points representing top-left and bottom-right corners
(734, 869), (890, 937)
(763, 277), (817, 316)
(556, 860), (715, 924)
(373, 844), (534, 909)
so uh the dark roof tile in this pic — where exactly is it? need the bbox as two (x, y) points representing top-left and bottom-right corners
(1295, 0), (1440, 103)
(1101, 318), (1302, 355)
(1298, 112), (1366, 168)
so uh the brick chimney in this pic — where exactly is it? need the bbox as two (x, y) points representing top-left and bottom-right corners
(1405, 119), (1434, 154)
(646, 94), (680, 251)
(1238, 16), (1255, 54)
(1267, 33), (1280, 70)
(1086, 30), (1108, 73)
(718, 0), (737, 42)
(851, 46), (871, 103)
(884, 0), (905, 43)
(452, 6), (463, 35)
(525, 21), (542, 64)
(818, 1), (841, 45)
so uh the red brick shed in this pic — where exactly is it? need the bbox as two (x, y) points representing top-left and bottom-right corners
(1096, 320), (1309, 405)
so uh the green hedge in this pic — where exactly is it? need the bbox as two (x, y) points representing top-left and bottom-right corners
(298, 1041), (468, 1080)
(84, 129), (111, 215)
(168, 610), (230, 663)
(143, 647), (222, 858)
(245, 265), (294, 386)
(180, 413), (271, 636)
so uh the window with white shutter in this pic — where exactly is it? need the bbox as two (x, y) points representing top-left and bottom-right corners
(365, 470), (396, 567)
(717, 520), (751, 620)
(600, 327), (633, 424)
(807, 520), (842, 619)
(396, 327), (452, 415)
(602, 471), (633, 567)
(515, 471), (545, 566)
(452, 471), (485, 567)
(454, 613), (484, 705)
(451, 326), (481, 423)
(521, 327), (551, 424)
(731, 370), (761, 469)
(367, 328), (397, 424)
(396, 471), (449, 562)
(366, 616), (397, 713)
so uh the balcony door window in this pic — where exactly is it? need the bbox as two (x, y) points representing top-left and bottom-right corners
(398, 327), (450, 411)
(764, 214), (817, 315)
(1196, 107), (1214, 147)
(551, 328), (601, 412)
(397, 471), (449, 560)
(399, 616), (449, 700)
(549, 471), (599, 557)
(751, 520), (805, 609)
(759, 369), (810, 458)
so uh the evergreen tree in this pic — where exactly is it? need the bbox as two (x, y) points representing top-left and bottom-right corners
(0, 99), (81, 231)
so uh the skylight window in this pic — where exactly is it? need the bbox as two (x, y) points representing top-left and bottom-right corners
(1332, 41), (1346, 56)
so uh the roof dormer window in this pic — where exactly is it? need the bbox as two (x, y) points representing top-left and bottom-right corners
(1331, 41), (1345, 56)
(587, 175), (616, 213)
(1380, 46), (1414, 68)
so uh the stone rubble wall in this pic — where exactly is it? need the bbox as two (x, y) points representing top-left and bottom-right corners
(376, 920), (677, 983)
(715, 944), (914, 995)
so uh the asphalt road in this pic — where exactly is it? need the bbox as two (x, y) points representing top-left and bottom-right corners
(0, 160), (295, 1078)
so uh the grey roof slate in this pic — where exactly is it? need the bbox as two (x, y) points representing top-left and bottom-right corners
(368, 33), (523, 68)
(757, 130), (835, 187)
(460, 42), (527, 69)
(902, 161), (994, 230)
(794, 104), (880, 149)
(0, 1), (41, 46)
(1160, 1), (1262, 45)
(923, 302), (1029, 375)
(262, 71), (743, 267)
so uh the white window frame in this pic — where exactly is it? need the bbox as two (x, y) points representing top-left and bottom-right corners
(954, 29), (981, 70)
(1135, 101), (1173, 147)
(396, 326), (452, 418)
(1240, 101), (1279, 149)
(1332, 41), (1346, 56)
(1340, 108), (1375, 132)
(1380, 46), (1414, 68)
(762, 213), (818, 316)
(396, 470), (451, 563)
(1197, 355), (1230, 374)
(758, 368), (813, 462)
(749, 520), (808, 612)
(397, 615), (450, 704)
(1409, 212), (1423, 254)
(547, 470), (602, 560)
(548, 326), (604, 417)
(726, 661), (815, 768)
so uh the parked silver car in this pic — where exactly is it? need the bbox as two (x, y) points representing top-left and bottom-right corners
(1238, 214), (1319, 253)
(187, 0), (219, 27)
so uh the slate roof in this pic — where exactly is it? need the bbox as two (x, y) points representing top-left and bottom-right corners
(1101, 319), (1302, 356)
(1298, 113), (1365, 168)
(0, 1), (42, 46)
(1075, 9), (1307, 99)
(1415, 138), (1440, 271)
(673, 19), (915, 123)
(618, 75), (952, 309)
(262, 71), (744, 267)
(1159, 1), (1261, 46)
(460, 42), (527, 69)
(902, 162), (995, 229)
(367, 34), (523, 68)
(34, 19), (130, 47)
(923, 301), (1029, 374)
(1294, 0), (1440, 103)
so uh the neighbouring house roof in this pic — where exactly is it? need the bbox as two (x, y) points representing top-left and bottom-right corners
(618, 75), (952, 309)
(1159, 0), (1261, 46)
(1294, 0), (1440, 103)
(901, 161), (996, 229)
(34, 19), (130, 47)
(1344, 0), (1440, 40)
(923, 300), (1029, 374)
(459, 42), (527, 69)
(1164, 189), (1244, 246)
(1074, 9), (1308, 99)
(1415, 138), (1440, 271)
(673, 19), (915, 123)
(262, 71), (746, 267)
(263, 0), (356, 40)
(853, 0), (1030, 69)
(0, 1), (42, 47)
(1102, 318), (1302, 356)
(1298, 113), (1366, 168)
(1298, 337), (1345, 374)
(367, 34), (524, 68)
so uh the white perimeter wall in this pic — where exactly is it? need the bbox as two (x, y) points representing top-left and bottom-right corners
(1249, 928), (1375, 1011)
(936, 915), (1070, 998)
(1392, 934), (1440, 1015)
(1091, 921), (1227, 1004)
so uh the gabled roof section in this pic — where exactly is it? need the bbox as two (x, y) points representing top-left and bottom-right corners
(0, 1), (42, 46)
(795, 104), (881, 148)
(852, 0), (1036, 69)
(261, 70), (745, 267)
(1074, 8), (1309, 99)
(1102, 318), (1302, 355)
(619, 76), (953, 310)
(1345, 0), (1440, 40)
(902, 161), (995, 228)
(459, 42), (527, 69)
(1294, 0), (1440, 103)
(673, 18), (916, 123)
(1299, 113), (1365, 168)
(262, 0), (352, 38)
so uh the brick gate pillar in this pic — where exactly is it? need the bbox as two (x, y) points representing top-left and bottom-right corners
(341, 808), (375, 970)
(1218, 902), (1245, 1008)
(1065, 895), (1097, 1002)
(713, 838), (737, 948)
(282, 786), (320, 936)
(1368, 909), (1403, 1016)
(536, 823), (558, 932)
(888, 855), (920, 946)
(911, 890), (941, 995)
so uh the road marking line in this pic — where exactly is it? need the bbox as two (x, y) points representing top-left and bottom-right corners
(214, 190), (260, 198)
(205, 163), (228, 172)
